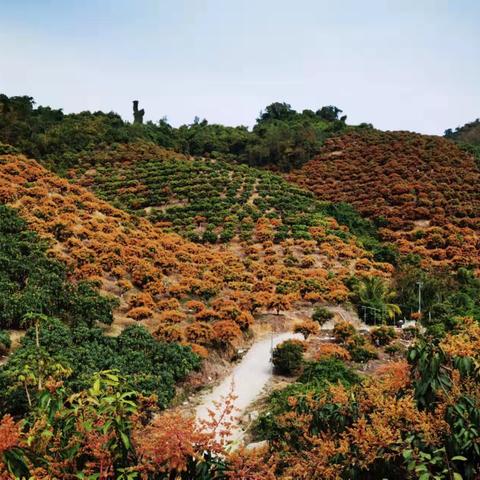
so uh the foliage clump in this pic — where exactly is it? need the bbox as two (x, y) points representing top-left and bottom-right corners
(288, 129), (480, 269)
(0, 205), (116, 329)
(312, 305), (334, 325)
(271, 339), (305, 376)
(0, 319), (200, 415)
(0, 331), (10, 356)
(370, 325), (397, 346)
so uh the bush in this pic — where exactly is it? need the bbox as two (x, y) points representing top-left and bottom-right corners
(384, 341), (406, 358)
(202, 230), (218, 243)
(333, 321), (356, 344)
(312, 306), (334, 325)
(254, 355), (360, 441)
(293, 320), (319, 339)
(0, 330), (10, 356)
(212, 320), (242, 348)
(299, 358), (360, 387)
(349, 343), (378, 363)
(272, 339), (305, 376)
(315, 343), (351, 361)
(402, 326), (419, 340)
(127, 306), (154, 320)
(369, 325), (397, 346)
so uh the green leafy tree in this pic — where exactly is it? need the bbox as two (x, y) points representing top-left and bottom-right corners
(272, 340), (304, 376)
(312, 306), (334, 325)
(0, 205), (117, 329)
(355, 276), (401, 324)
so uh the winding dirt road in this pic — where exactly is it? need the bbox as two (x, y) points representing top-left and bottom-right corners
(195, 331), (303, 443)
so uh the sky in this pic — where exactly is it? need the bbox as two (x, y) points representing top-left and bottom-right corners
(1, 0), (479, 134)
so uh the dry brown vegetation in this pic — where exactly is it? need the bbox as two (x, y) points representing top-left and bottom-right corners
(0, 152), (388, 353)
(287, 130), (480, 269)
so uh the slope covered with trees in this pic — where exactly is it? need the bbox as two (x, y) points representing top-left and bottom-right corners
(445, 118), (480, 146)
(0, 205), (116, 330)
(0, 151), (254, 350)
(445, 118), (480, 168)
(0, 94), (345, 173)
(0, 150), (391, 356)
(287, 129), (480, 269)
(75, 151), (394, 301)
(1, 93), (480, 480)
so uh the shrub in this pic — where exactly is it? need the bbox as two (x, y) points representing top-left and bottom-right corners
(185, 300), (206, 313)
(299, 358), (360, 387)
(127, 306), (154, 320)
(369, 325), (397, 346)
(184, 322), (214, 345)
(333, 321), (356, 344)
(202, 230), (218, 243)
(402, 326), (419, 340)
(315, 343), (351, 361)
(187, 343), (209, 358)
(384, 341), (406, 358)
(294, 320), (319, 339)
(154, 325), (184, 343)
(312, 306), (334, 325)
(349, 343), (378, 363)
(194, 309), (221, 322)
(234, 311), (254, 331)
(212, 320), (242, 348)
(0, 330), (10, 356)
(272, 339), (305, 376)
(158, 310), (187, 324)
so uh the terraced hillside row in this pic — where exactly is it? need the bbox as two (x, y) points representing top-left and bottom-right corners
(0, 152), (388, 352)
(75, 153), (392, 289)
(66, 140), (190, 176)
(287, 130), (480, 269)
(78, 156), (349, 244)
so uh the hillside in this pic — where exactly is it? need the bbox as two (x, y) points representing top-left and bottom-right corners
(75, 150), (393, 290)
(287, 129), (480, 269)
(445, 118), (480, 146)
(2, 97), (480, 479)
(0, 152), (255, 344)
(0, 151), (390, 346)
(74, 153), (364, 244)
(0, 95), (344, 173)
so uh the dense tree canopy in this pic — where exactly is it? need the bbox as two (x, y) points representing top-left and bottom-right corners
(0, 319), (200, 416)
(0, 205), (116, 329)
(0, 94), (346, 172)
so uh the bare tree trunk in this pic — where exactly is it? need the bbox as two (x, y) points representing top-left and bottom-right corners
(24, 382), (32, 408)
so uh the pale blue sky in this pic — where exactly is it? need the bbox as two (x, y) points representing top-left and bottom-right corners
(1, 0), (478, 133)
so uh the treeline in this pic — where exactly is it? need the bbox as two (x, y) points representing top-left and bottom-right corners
(445, 118), (480, 146)
(0, 94), (349, 172)
(445, 118), (480, 168)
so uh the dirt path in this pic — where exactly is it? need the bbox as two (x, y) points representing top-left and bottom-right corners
(195, 331), (303, 443)
(283, 304), (370, 331)
(246, 179), (259, 206)
(326, 305), (370, 330)
(193, 304), (366, 445)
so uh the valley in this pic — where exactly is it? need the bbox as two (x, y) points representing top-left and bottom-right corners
(0, 94), (479, 479)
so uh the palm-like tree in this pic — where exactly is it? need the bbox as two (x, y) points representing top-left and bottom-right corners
(357, 276), (401, 324)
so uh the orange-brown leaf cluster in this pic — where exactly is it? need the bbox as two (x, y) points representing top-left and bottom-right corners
(288, 130), (480, 268)
(0, 151), (389, 354)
